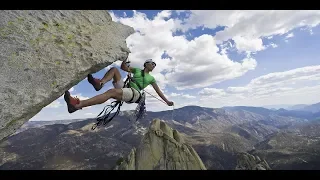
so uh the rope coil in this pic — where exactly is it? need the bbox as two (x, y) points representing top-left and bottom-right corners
(91, 100), (123, 130)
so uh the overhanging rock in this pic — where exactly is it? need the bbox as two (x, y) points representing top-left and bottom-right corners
(0, 10), (134, 141)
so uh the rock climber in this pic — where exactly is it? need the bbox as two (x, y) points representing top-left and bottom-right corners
(64, 59), (174, 113)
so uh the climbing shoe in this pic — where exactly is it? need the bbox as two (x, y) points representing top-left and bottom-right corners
(64, 91), (81, 113)
(88, 74), (103, 91)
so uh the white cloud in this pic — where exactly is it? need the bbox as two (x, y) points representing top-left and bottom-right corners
(169, 92), (196, 99)
(110, 10), (320, 91)
(284, 32), (294, 43)
(110, 10), (258, 91)
(285, 32), (294, 39)
(70, 87), (75, 92)
(170, 92), (180, 97)
(269, 43), (278, 48)
(109, 11), (118, 21)
(183, 10), (320, 51)
(104, 61), (121, 72)
(198, 65), (320, 107)
(156, 10), (172, 19)
(104, 66), (111, 72)
(248, 65), (320, 86)
(219, 41), (234, 55)
(198, 88), (226, 97)
(232, 35), (265, 53)
(182, 94), (196, 99)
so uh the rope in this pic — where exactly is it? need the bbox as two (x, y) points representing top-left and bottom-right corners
(172, 104), (175, 121)
(142, 89), (175, 121)
(91, 100), (123, 130)
(142, 90), (167, 105)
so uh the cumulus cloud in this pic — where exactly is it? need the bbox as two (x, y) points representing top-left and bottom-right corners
(110, 10), (320, 91)
(183, 10), (320, 51)
(232, 35), (265, 53)
(111, 11), (258, 90)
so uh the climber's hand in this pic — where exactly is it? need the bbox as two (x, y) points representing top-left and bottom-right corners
(166, 101), (174, 106)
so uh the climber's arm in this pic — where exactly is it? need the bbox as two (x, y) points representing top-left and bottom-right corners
(151, 82), (174, 106)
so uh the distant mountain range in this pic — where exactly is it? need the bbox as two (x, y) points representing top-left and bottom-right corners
(1, 104), (319, 170)
(262, 102), (320, 113)
(295, 102), (320, 113)
(15, 119), (90, 134)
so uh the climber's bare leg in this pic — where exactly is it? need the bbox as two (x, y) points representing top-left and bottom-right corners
(75, 88), (122, 108)
(75, 88), (123, 109)
(100, 67), (122, 85)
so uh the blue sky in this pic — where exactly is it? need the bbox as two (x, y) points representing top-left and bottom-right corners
(30, 10), (320, 121)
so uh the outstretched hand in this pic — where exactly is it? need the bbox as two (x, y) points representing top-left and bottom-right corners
(166, 101), (174, 106)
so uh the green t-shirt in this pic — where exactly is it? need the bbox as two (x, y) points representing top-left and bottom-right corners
(129, 68), (156, 91)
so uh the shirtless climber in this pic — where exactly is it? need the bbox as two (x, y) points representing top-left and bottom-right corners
(64, 59), (174, 113)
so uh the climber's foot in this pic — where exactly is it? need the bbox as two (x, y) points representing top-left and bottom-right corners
(88, 74), (103, 91)
(64, 91), (81, 113)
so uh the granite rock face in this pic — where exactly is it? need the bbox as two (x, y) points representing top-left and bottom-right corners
(115, 119), (207, 170)
(0, 10), (134, 142)
(235, 152), (271, 170)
